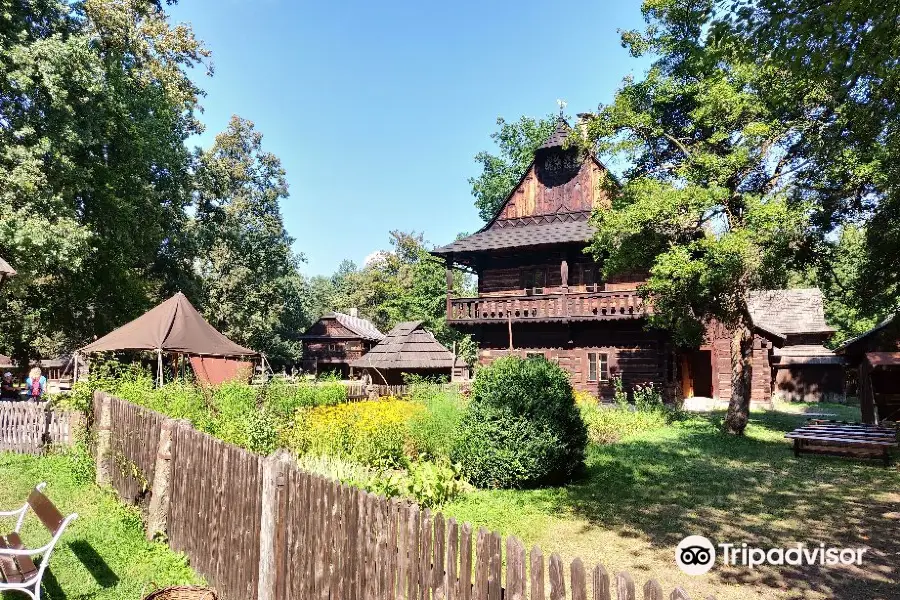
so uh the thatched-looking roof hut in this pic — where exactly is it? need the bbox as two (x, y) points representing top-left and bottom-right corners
(350, 321), (461, 384)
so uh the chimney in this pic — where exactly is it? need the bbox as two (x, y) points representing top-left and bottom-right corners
(577, 112), (593, 142)
(349, 307), (359, 317)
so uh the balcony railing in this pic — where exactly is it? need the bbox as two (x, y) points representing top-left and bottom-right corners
(447, 290), (646, 323)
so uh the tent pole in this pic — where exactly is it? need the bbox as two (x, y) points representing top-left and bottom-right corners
(157, 349), (163, 387)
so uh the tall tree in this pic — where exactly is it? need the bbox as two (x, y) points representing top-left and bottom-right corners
(0, 0), (209, 359)
(584, 0), (811, 434)
(719, 1), (900, 316)
(470, 115), (558, 222)
(193, 116), (308, 364)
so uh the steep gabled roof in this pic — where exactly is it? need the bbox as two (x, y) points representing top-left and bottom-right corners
(747, 288), (834, 337)
(330, 312), (384, 342)
(539, 118), (574, 149)
(350, 321), (455, 370)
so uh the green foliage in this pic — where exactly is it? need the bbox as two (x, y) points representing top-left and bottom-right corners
(406, 383), (465, 461)
(401, 460), (469, 508)
(261, 378), (348, 420)
(578, 402), (670, 444)
(452, 356), (587, 488)
(295, 454), (468, 508)
(309, 231), (472, 346)
(633, 382), (664, 411)
(0, 0), (209, 361)
(193, 116), (308, 364)
(469, 115), (559, 222)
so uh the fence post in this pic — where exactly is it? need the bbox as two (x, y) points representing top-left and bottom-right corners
(95, 392), (112, 487)
(257, 449), (292, 600)
(146, 418), (178, 541)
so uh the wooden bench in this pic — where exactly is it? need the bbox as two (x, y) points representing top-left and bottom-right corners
(0, 483), (77, 599)
(786, 420), (899, 466)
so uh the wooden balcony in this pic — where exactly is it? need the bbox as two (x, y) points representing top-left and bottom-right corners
(447, 290), (646, 324)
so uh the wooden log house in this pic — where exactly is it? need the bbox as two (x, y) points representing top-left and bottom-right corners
(432, 119), (679, 399)
(433, 119), (841, 404)
(299, 311), (384, 378)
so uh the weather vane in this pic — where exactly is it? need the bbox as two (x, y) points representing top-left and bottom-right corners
(556, 99), (567, 117)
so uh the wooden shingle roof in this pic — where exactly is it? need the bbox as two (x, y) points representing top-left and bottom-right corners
(330, 312), (385, 342)
(350, 321), (456, 370)
(747, 289), (834, 336)
(432, 220), (594, 256)
(539, 118), (574, 149)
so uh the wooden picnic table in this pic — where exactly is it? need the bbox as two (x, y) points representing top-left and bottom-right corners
(786, 419), (899, 466)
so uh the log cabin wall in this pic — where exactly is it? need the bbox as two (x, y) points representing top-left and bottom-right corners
(473, 321), (678, 400)
(702, 321), (773, 405)
(476, 247), (646, 298)
(300, 319), (377, 377)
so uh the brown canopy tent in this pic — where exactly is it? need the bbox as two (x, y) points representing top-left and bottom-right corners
(79, 292), (259, 385)
(0, 256), (15, 288)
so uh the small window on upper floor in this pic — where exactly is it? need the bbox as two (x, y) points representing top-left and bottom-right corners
(580, 264), (602, 292)
(523, 267), (547, 295)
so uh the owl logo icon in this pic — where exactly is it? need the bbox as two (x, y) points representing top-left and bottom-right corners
(676, 535), (716, 575)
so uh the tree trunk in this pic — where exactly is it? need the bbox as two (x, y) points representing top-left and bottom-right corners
(724, 322), (753, 435)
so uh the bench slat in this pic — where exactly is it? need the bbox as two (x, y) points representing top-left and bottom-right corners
(27, 489), (64, 534)
(785, 433), (898, 447)
(793, 429), (897, 441)
(0, 534), (37, 582)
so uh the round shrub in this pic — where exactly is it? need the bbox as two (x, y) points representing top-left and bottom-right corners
(451, 356), (587, 488)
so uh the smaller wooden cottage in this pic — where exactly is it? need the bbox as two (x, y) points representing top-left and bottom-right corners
(299, 311), (384, 378)
(685, 288), (843, 404)
(350, 321), (463, 385)
(836, 314), (900, 423)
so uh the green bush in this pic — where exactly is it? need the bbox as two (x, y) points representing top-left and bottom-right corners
(406, 383), (464, 460)
(451, 356), (587, 488)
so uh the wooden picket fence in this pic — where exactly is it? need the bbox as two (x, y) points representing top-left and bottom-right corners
(344, 382), (469, 400)
(96, 393), (718, 600)
(0, 401), (78, 454)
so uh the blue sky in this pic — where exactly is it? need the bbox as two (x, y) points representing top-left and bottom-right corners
(169, 0), (650, 276)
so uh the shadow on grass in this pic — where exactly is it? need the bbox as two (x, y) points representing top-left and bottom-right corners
(40, 540), (119, 599)
(553, 411), (900, 599)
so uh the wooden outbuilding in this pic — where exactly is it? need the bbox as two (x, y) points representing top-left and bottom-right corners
(686, 289), (843, 405)
(350, 321), (464, 385)
(836, 315), (900, 423)
(299, 311), (384, 378)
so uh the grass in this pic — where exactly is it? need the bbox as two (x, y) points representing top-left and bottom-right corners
(442, 403), (900, 600)
(0, 450), (200, 599)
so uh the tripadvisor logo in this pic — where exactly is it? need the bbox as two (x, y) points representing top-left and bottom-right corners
(675, 535), (868, 576)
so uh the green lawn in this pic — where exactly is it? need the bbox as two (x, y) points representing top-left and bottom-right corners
(0, 451), (199, 600)
(443, 404), (900, 600)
